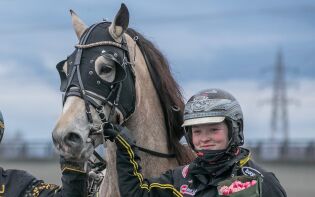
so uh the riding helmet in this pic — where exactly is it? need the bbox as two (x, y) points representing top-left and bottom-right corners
(182, 89), (244, 150)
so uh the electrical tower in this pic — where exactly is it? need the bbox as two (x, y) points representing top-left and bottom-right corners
(270, 50), (289, 142)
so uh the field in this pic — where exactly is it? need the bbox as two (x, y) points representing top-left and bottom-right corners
(1, 160), (314, 196)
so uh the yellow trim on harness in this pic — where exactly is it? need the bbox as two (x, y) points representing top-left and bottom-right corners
(116, 135), (183, 197)
(61, 167), (86, 174)
(0, 184), (5, 194)
(239, 152), (251, 167)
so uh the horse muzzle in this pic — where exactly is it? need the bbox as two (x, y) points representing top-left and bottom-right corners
(52, 129), (94, 160)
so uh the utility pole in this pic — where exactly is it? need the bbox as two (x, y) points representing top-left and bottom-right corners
(270, 50), (289, 142)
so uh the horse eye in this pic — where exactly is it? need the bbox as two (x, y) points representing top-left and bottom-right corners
(95, 56), (116, 83)
(100, 65), (113, 74)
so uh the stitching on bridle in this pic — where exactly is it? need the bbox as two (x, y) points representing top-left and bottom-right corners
(75, 41), (123, 49)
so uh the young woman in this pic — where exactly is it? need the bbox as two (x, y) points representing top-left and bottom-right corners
(104, 89), (287, 197)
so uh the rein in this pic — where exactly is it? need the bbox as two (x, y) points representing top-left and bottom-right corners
(135, 145), (175, 158)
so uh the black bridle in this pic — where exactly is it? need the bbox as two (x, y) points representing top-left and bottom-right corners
(57, 21), (135, 196)
(57, 21), (135, 138)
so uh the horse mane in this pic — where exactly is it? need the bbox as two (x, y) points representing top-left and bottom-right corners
(126, 28), (194, 164)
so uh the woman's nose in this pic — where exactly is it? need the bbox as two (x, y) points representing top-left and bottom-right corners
(200, 131), (211, 142)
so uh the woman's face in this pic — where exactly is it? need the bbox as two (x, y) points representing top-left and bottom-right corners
(192, 122), (229, 151)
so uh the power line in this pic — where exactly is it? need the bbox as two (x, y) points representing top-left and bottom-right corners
(270, 50), (289, 142)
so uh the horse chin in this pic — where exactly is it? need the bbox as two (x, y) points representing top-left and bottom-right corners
(58, 142), (94, 161)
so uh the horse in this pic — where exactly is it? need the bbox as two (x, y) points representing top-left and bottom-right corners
(52, 4), (195, 196)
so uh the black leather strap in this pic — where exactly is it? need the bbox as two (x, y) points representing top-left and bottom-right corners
(135, 145), (176, 158)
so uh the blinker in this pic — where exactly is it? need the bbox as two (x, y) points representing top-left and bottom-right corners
(56, 59), (68, 92)
(55, 21), (136, 122)
(96, 53), (127, 83)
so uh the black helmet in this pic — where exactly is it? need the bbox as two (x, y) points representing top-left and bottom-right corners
(182, 89), (244, 150)
(0, 111), (4, 143)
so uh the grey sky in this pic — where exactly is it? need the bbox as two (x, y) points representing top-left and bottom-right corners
(0, 0), (314, 142)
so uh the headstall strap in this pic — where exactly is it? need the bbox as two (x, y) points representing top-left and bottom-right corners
(75, 41), (123, 49)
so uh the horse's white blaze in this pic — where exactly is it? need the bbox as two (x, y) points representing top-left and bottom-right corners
(53, 96), (95, 160)
(62, 96), (77, 114)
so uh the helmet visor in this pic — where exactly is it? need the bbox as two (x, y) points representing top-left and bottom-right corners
(182, 116), (225, 127)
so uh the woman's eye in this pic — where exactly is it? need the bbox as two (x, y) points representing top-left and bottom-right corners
(192, 130), (201, 134)
(211, 128), (219, 132)
(100, 65), (112, 74)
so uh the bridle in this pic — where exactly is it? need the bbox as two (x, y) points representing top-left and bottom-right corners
(57, 21), (136, 196)
(56, 20), (176, 196)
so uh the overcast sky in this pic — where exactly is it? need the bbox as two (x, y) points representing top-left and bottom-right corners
(0, 0), (314, 142)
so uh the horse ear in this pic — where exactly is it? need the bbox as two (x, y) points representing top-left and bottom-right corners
(70, 9), (88, 39)
(109, 3), (129, 42)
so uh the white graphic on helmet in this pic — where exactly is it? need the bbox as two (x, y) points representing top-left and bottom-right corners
(185, 96), (231, 113)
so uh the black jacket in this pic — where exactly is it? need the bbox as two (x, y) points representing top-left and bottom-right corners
(0, 164), (87, 197)
(114, 130), (287, 197)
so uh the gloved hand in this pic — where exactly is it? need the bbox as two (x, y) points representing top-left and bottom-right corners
(102, 123), (136, 146)
(102, 122), (121, 142)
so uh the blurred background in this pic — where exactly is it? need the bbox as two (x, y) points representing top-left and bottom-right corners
(0, 0), (314, 196)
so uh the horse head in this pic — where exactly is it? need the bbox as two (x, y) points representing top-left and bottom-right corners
(53, 4), (135, 160)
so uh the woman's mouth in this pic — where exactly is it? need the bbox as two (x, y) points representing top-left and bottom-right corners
(201, 144), (215, 149)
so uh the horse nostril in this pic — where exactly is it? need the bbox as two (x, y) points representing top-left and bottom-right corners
(64, 132), (83, 147)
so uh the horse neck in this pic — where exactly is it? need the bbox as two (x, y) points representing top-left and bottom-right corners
(126, 69), (168, 153)
(124, 35), (179, 174)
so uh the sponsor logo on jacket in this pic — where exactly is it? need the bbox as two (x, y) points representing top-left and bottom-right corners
(241, 166), (263, 177)
(180, 184), (197, 196)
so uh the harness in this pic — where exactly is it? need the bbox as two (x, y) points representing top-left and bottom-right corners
(57, 21), (135, 196)
(56, 21), (176, 196)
